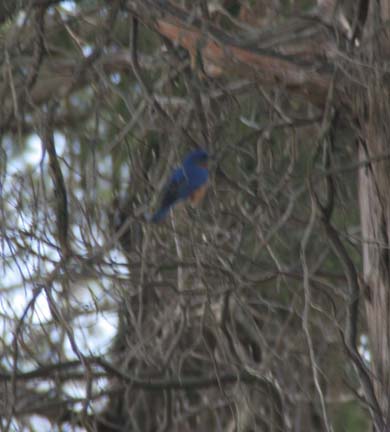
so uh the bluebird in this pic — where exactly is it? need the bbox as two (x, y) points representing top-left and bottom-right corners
(150, 149), (209, 223)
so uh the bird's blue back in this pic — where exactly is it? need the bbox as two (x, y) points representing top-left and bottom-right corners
(150, 149), (209, 223)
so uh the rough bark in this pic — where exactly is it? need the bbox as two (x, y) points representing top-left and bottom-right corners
(358, 1), (390, 428)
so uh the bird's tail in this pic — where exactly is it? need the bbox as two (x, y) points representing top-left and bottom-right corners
(146, 206), (170, 223)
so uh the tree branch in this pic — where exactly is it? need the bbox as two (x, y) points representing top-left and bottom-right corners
(126, 0), (343, 108)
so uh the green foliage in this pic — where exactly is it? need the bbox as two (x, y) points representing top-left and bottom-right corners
(332, 401), (370, 432)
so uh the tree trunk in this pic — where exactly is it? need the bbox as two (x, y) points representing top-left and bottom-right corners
(359, 3), (390, 428)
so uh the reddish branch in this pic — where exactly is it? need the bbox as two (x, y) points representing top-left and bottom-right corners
(126, 0), (346, 108)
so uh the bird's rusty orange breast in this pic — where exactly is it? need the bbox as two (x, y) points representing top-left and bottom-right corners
(189, 183), (208, 207)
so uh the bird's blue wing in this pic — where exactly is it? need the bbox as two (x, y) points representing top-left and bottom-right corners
(151, 168), (188, 223)
(150, 160), (209, 223)
(186, 167), (208, 192)
(160, 168), (188, 208)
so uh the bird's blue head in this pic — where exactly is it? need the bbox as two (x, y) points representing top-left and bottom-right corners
(183, 149), (209, 168)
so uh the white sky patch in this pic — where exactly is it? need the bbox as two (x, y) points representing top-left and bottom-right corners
(56, 280), (119, 358)
(2, 119), (121, 430)
(25, 135), (43, 165)
(82, 45), (93, 57)
(7, 154), (27, 176)
(0, 285), (51, 328)
(359, 334), (371, 362)
(9, 290), (31, 316)
(54, 132), (66, 155)
(63, 311), (118, 358)
(33, 292), (53, 324)
(111, 73), (121, 84)
(64, 380), (86, 402)
(7, 132), (66, 173)
(60, 1), (77, 12)
(0, 258), (25, 291)
(108, 248), (128, 268)
(30, 416), (52, 432)
(94, 311), (118, 347)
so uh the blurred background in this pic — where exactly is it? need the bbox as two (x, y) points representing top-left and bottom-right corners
(0, 0), (383, 430)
